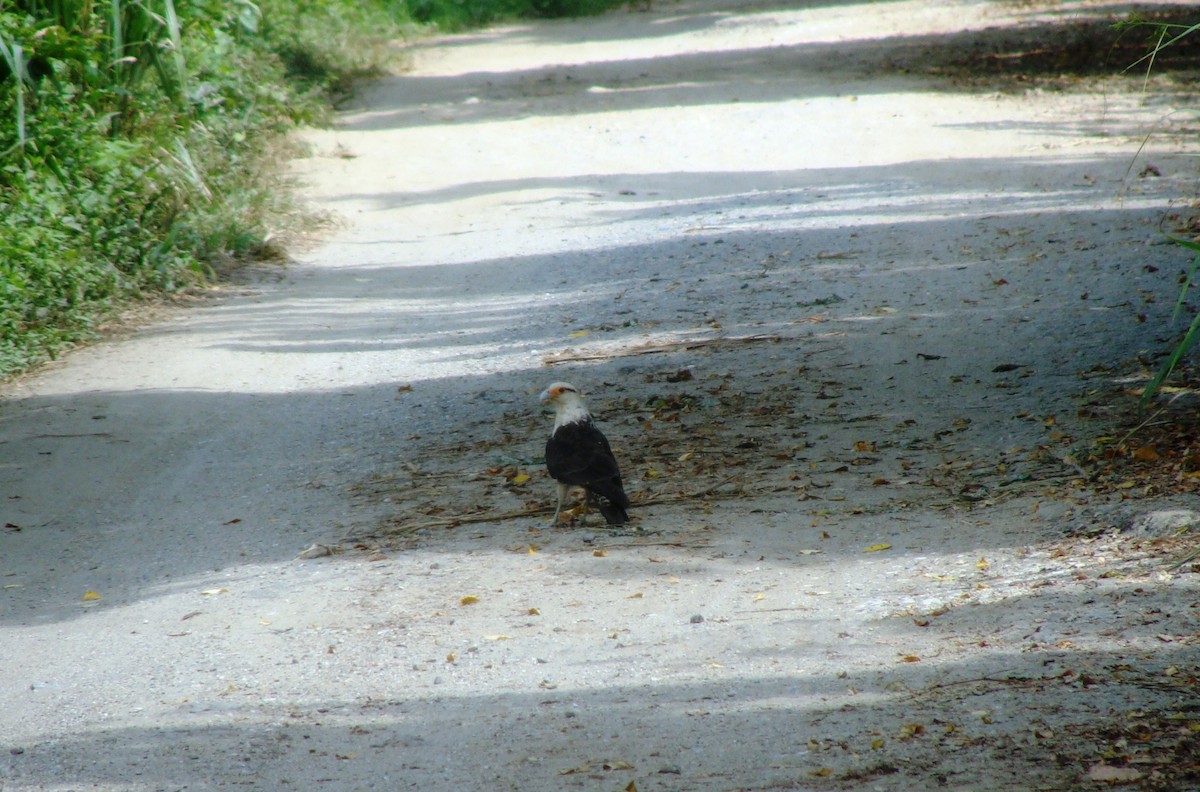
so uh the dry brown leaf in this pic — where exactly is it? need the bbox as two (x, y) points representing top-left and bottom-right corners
(1132, 446), (1160, 461)
(1086, 764), (1143, 783)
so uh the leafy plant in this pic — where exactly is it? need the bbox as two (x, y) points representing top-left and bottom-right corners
(1115, 14), (1200, 406)
(1141, 236), (1200, 408)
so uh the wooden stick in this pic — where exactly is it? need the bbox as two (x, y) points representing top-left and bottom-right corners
(543, 333), (783, 366)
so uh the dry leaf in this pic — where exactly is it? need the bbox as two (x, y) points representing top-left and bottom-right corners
(864, 543), (892, 553)
(810, 768), (833, 777)
(200, 588), (228, 596)
(592, 548), (608, 557)
(446, 652), (456, 663)
(900, 655), (921, 663)
(898, 723), (925, 738)
(527, 607), (541, 616)
(483, 634), (511, 641)
(81, 590), (101, 601)
(1087, 765), (1142, 783)
(976, 557), (990, 570)
(1132, 446), (1159, 461)
(567, 330), (590, 338)
(627, 592), (643, 599)
(460, 595), (480, 606)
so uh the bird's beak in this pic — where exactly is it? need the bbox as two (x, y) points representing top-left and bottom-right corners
(538, 388), (552, 404)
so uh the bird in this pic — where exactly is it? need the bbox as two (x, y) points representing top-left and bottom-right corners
(539, 382), (631, 525)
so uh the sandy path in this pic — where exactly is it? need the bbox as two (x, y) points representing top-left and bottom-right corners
(3, 0), (1200, 789)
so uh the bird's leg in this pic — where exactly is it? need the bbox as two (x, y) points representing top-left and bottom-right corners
(580, 492), (594, 527)
(552, 482), (570, 523)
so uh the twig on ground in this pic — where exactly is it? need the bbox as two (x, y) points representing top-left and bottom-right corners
(381, 474), (765, 536)
(543, 333), (783, 366)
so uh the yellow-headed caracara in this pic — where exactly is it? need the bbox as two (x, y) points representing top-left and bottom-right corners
(539, 382), (631, 525)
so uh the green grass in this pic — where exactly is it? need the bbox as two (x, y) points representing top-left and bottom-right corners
(1117, 15), (1200, 406)
(0, 0), (629, 378)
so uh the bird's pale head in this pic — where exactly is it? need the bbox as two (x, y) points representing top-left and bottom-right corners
(539, 382), (580, 405)
(539, 382), (590, 426)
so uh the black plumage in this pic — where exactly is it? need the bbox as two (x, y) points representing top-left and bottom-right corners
(545, 420), (630, 525)
(539, 382), (631, 525)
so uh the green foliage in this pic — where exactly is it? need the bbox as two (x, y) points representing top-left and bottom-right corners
(1141, 236), (1200, 408)
(0, 0), (628, 376)
(406, 0), (622, 30)
(0, 0), (339, 375)
(1119, 15), (1200, 406)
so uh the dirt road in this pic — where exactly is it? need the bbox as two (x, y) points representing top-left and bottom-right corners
(4, 0), (1200, 789)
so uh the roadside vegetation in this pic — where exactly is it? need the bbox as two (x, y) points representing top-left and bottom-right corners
(1123, 18), (1200, 406)
(0, 0), (625, 378)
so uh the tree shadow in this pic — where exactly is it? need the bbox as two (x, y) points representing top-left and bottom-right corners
(341, 2), (1200, 132)
(4, 581), (1197, 789)
(1, 148), (1189, 627)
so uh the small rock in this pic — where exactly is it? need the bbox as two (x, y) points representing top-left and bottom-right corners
(658, 764), (681, 775)
(689, 614), (704, 624)
(1129, 510), (1200, 538)
(297, 543), (332, 560)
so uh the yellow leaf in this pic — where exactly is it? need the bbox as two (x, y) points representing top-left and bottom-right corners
(510, 472), (531, 485)
(753, 593), (766, 601)
(898, 723), (925, 738)
(528, 545), (539, 555)
(484, 634), (511, 641)
(976, 557), (990, 570)
(871, 738), (885, 750)
(864, 543), (892, 553)
(568, 330), (590, 338)
(460, 595), (480, 606)
(592, 548), (607, 557)
(81, 590), (101, 601)
(625, 782), (639, 792)
(446, 652), (456, 663)
(527, 607), (541, 616)
(810, 768), (833, 777)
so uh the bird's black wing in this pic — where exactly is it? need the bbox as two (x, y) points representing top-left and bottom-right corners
(545, 420), (621, 487)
